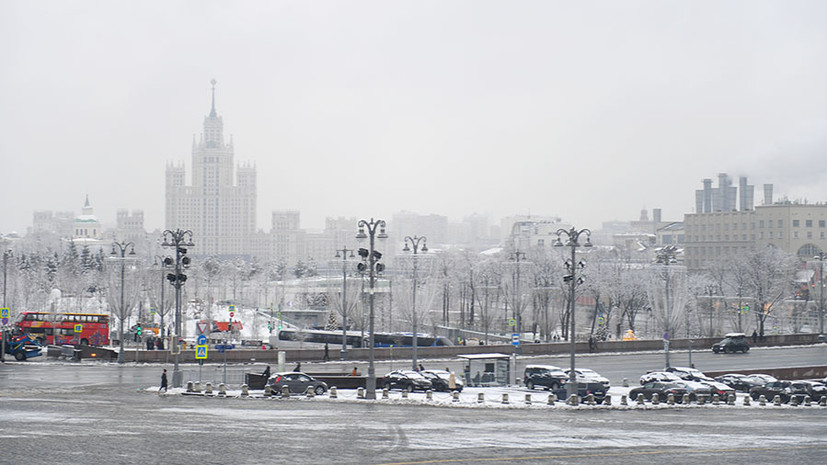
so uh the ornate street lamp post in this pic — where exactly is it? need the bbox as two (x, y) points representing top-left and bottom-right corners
(814, 252), (826, 343)
(655, 244), (679, 369)
(554, 227), (592, 401)
(161, 229), (194, 388)
(335, 246), (355, 360)
(111, 241), (136, 364)
(356, 218), (387, 400)
(403, 235), (427, 371)
(1, 248), (12, 363)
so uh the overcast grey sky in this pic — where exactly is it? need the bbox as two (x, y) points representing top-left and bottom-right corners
(2, 1), (826, 235)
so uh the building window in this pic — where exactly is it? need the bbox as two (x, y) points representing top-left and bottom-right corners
(769, 220), (774, 228)
(778, 220), (783, 228)
(794, 231), (799, 239)
(807, 231), (813, 239)
(794, 220), (800, 227)
(821, 220), (826, 228)
(806, 220), (813, 227)
(759, 220), (764, 228)
(769, 232), (773, 239)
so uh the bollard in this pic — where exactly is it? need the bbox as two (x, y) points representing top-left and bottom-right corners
(502, 393), (509, 405)
(667, 393), (675, 405)
(743, 395), (750, 406)
(548, 394), (556, 405)
(803, 396), (811, 407)
(603, 394), (612, 406)
(425, 390), (433, 401)
(194, 381), (202, 393)
(819, 396), (827, 407)
(264, 385), (272, 397)
(759, 395), (767, 406)
(569, 394), (580, 406)
(281, 385), (290, 399)
(205, 383), (213, 395)
(218, 383), (227, 397)
(790, 395), (799, 407)
(241, 384), (249, 397)
(186, 381), (194, 393)
(586, 394), (595, 406)
(305, 386), (315, 398)
(712, 393), (721, 405)
(477, 392), (485, 404)
(682, 393), (690, 405)
(329, 387), (338, 399)
(357, 387), (365, 399)
(382, 388), (389, 399)
(727, 393), (735, 405)
(401, 389), (408, 399)
(773, 395), (782, 406)
(622, 378), (629, 387)
(651, 393), (659, 405)
(620, 394), (628, 406)
(636, 393), (645, 405)
(453, 391), (460, 403)
(697, 395), (706, 405)
(524, 393), (532, 405)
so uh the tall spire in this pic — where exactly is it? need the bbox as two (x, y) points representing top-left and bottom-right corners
(209, 78), (217, 117)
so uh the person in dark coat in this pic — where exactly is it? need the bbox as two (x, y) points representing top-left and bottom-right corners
(160, 369), (168, 392)
(293, 362), (301, 372)
(262, 365), (271, 378)
(752, 330), (758, 344)
(323, 343), (330, 361)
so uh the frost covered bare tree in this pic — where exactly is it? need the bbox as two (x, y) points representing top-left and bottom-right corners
(737, 245), (798, 338)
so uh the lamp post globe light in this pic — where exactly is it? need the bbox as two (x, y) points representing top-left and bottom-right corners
(553, 227), (592, 401)
(402, 235), (427, 371)
(111, 240), (136, 364)
(335, 246), (355, 360)
(161, 229), (194, 388)
(355, 218), (387, 400)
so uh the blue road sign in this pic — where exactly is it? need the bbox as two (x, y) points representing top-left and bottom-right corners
(197, 334), (207, 345)
(512, 333), (520, 346)
(195, 345), (208, 359)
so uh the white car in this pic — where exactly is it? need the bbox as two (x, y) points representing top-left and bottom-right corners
(565, 368), (611, 388)
(666, 366), (714, 382)
(640, 371), (682, 385)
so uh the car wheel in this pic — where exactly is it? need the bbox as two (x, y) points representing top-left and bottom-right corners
(14, 352), (26, 361)
(713, 347), (719, 353)
(526, 380), (534, 390)
(750, 392), (759, 401)
(743, 347), (749, 353)
(405, 384), (413, 393)
(724, 346), (733, 354)
(314, 385), (325, 395)
(551, 382), (560, 390)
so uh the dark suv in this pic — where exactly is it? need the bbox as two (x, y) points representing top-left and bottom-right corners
(553, 382), (608, 403)
(524, 365), (569, 390)
(712, 333), (750, 354)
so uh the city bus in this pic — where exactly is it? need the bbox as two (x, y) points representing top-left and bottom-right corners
(14, 312), (110, 346)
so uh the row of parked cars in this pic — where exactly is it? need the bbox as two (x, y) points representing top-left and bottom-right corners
(634, 367), (827, 403)
(262, 369), (466, 396)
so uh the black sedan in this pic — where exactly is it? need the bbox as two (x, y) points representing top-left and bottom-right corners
(749, 380), (793, 402)
(629, 382), (689, 403)
(715, 373), (764, 392)
(381, 370), (432, 392)
(421, 370), (463, 392)
(266, 372), (328, 395)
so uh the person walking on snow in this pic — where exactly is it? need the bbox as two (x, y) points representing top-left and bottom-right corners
(160, 369), (168, 393)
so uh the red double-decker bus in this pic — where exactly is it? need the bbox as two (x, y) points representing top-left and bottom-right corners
(14, 312), (110, 346)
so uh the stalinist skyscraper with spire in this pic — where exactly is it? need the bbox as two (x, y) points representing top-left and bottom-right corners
(165, 80), (257, 257)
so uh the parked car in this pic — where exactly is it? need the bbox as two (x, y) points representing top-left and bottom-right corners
(564, 368), (611, 388)
(712, 332), (750, 353)
(743, 373), (776, 385)
(266, 372), (328, 395)
(629, 382), (689, 403)
(749, 380), (794, 402)
(673, 380), (713, 401)
(665, 366), (714, 382)
(640, 371), (682, 385)
(702, 381), (737, 399)
(790, 381), (827, 402)
(382, 370), (432, 392)
(714, 374), (764, 392)
(421, 370), (463, 392)
(553, 381), (608, 403)
(524, 365), (569, 390)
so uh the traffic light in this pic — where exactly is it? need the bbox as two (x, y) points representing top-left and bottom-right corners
(267, 321), (272, 331)
(136, 324), (142, 336)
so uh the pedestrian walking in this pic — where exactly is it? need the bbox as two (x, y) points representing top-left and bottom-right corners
(262, 365), (271, 378)
(323, 343), (330, 361)
(418, 363), (424, 372)
(160, 369), (168, 393)
(293, 362), (301, 372)
(448, 371), (457, 391)
(752, 329), (758, 344)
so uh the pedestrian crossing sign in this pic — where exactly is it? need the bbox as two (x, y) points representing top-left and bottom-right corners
(195, 344), (208, 359)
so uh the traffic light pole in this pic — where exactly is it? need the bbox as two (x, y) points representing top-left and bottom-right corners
(162, 229), (194, 389)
